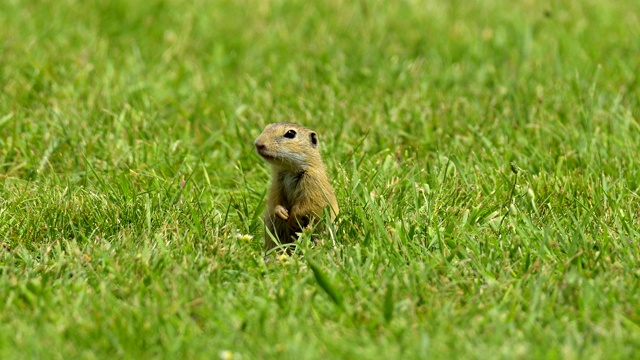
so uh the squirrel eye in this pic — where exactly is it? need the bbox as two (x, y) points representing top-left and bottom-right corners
(284, 130), (297, 139)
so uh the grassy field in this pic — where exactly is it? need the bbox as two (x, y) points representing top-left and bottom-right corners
(1, 0), (640, 358)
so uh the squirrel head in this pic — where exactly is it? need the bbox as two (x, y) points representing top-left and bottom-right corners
(254, 123), (321, 171)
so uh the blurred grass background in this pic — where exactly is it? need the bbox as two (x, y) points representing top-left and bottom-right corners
(1, 0), (639, 358)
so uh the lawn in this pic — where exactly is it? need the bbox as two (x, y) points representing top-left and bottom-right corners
(1, 0), (639, 358)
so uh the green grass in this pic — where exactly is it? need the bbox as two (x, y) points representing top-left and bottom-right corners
(1, 0), (640, 358)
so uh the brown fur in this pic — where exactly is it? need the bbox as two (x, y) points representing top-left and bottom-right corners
(254, 123), (339, 252)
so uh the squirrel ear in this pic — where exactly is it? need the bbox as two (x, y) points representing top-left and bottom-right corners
(310, 132), (318, 147)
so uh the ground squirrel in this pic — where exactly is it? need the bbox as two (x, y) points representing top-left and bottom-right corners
(254, 123), (339, 252)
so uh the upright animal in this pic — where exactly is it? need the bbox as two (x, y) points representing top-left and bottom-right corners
(254, 123), (339, 252)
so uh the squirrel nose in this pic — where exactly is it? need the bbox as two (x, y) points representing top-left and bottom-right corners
(255, 142), (266, 151)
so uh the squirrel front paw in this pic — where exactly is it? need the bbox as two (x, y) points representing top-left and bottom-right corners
(274, 205), (289, 220)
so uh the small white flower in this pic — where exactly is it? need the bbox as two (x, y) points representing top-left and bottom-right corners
(235, 234), (254, 241)
(219, 350), (241, 360)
